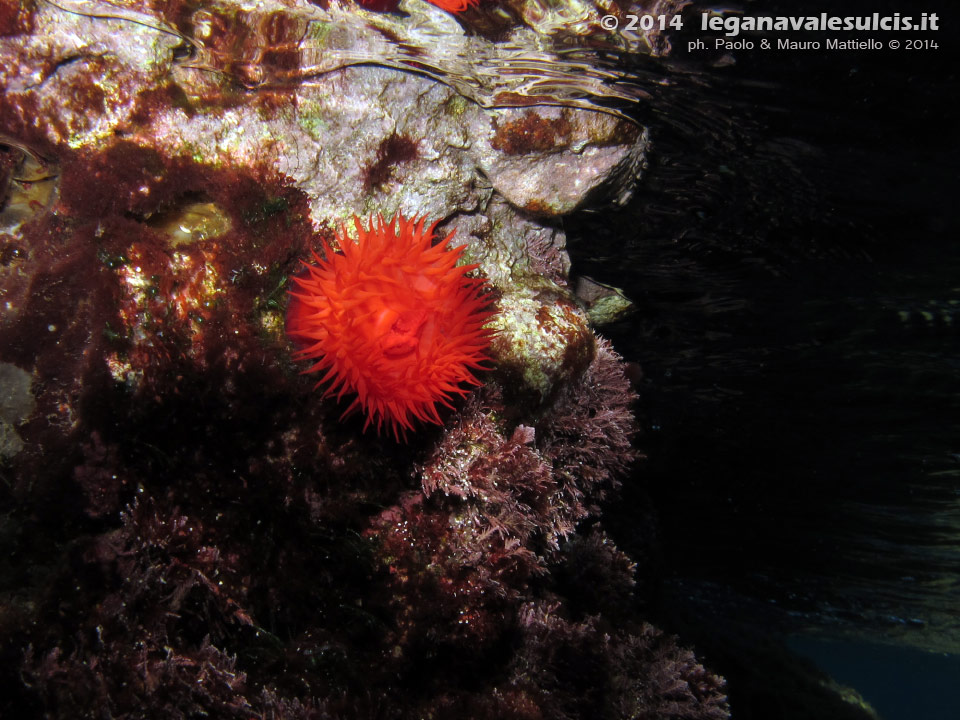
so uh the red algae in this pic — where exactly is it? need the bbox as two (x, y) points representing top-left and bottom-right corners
(363, 132), (418, 192)
(354, 0), (401, 12)
(0, 92), (68, 151)
(127, 84), (195, 129)
(0, 0), (33, 37)
(0, 135), (315, 500)
(491, 111), (572, 155)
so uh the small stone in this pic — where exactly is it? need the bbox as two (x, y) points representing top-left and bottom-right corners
(488, 283), (595, 404)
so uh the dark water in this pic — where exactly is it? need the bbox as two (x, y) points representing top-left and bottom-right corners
(568, 0), (959, 715)
(788, 636), (960, 720)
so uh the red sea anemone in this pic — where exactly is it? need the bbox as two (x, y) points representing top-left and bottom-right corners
(426, 0), (479, 12)
(354, 0), (477, 13)
(287, 214), (495, 439)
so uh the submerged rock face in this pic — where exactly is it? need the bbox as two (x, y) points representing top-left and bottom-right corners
(0, 1), (727, 717)
(0, 363), (33, 459)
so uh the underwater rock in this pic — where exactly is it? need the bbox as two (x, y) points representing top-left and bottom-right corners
(0, 0), (181, 146)
(477, 106), (650, 215)
(1, 0), (650, 221)
(0, 138), (58, 234)
(575, 274), (636, 326)
(489, 285), (596, 405)
(0, 362), (33, 460)
(461, 198), (594, 403)
(0, 1), (729, 718)
(1, 3), (647, 417)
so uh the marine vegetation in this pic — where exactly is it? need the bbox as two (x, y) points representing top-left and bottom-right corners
(0, 0), (728, 718)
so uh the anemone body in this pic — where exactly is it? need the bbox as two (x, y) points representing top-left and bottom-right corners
(287, 214), (494, 439)
(427, 0), (478, 12)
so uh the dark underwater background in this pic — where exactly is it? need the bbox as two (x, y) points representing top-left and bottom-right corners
(568, 0), (959, 717)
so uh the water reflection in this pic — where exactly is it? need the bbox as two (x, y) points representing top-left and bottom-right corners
(45, 0), (660, 118)
(566, 0), (960, 681)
